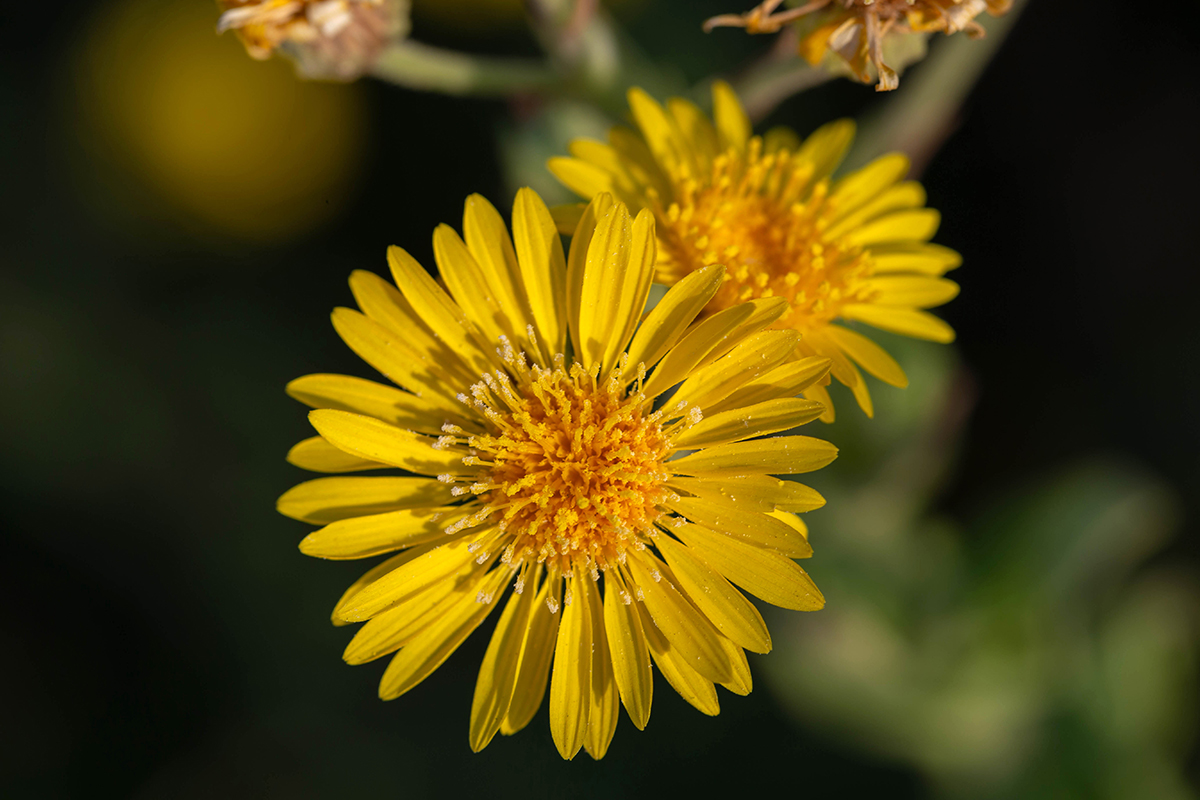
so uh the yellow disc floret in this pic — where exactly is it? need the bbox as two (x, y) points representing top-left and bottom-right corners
(448, 351), (673, 575)
(657, 137), (875, 332)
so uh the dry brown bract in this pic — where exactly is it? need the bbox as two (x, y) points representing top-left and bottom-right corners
(217, 0), (409, 80)
(705, 0), (1012, 91)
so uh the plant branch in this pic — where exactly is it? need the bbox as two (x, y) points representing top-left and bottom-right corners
(370, 40), (558, 97)
(845, 0), (1030, 174)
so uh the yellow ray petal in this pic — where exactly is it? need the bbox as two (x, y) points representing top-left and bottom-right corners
(287, 436), (386, 473)
(609, 125), (673, 203)
(794, 118), (855, 185)
(330, 308), (463, 414)
(826, 181), (927, 240)
(843, 209), (941, 247)
(550, 203), (588, 236)
(387, 247), (496, 377)
(338, 536), (482, 622)
(712, 81), (751, 155)
(824, 325), (908, 388)
(570, 138), (624, 174)
(664, 496), (812, 559)
(671, 330), (800, 411)
(642, 297), (787, 399)
(512, 187), (568, 359)
(548, 156), (616, 200)
(766, 509), (809, 542)
(709, 297), (792, 363)
(805, 328), (874, 417)
(667, 474), (825, 514)
(840, 304), (956, 343)
(624, 264), (724, 373)
(343, 561), (484, 664)
(277, 476), (457, 525)
(828, 152), (910, 216)
(608, 209), (657, 374)
(717, 638), (752, 696)
(462, 194), (537, 347)
(669, 435), (838, 477)
(703, 356), (832, 415)
(637, 601), (719, 716)
(331, 547), (436, 627)
(675, 523), (824, 611)
(655, 534), (771, 654)
(763, 126), (800, 154)
(578, 202), (656, 375)
(308, 409), (471, 477)
(667, 96), (719, 169)
(583, 577), (619, 760)
(299, 506), (466, 560)
(348, 270), (480, 389)
(469, 566), (539, 752)
(565, 193), (614, 360)
(286, 373), (471, 436)
(626, 551), (732, 684)
(869, 242), (962, 275)
(803, 381), (836, 424)
(378, 566), (510, 700)
(501, 573), (562, 735)
(550, 570), (592, 760)
(865, 275), (961, 309)
(602, 568), (652, 730)
(433, 223), (513, 349)
(672, 398), (826, 449)
(628, 87), (685, 177)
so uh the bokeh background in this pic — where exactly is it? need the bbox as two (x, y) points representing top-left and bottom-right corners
(3, 1), (1199, 797)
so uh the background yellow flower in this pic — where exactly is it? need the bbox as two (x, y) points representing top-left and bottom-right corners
(75, 0), (367, 242)
(550, 82), (960, 420)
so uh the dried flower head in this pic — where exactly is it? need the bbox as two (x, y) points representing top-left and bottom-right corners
(705, 0), (1012, 91)
(217, 0), (410, 80)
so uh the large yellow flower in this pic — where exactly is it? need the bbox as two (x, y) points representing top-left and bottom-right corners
(549, 83), (961, 420)
(280, 188), (837, 759)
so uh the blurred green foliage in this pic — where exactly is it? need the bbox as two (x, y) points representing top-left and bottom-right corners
(768, 337), (1199, 799)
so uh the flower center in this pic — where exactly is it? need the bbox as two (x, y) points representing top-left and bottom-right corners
(654, 138), (875, 330)
(450, 353), (673, 574)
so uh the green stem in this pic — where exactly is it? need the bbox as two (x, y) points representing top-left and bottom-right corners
(369, 40), (559, 97)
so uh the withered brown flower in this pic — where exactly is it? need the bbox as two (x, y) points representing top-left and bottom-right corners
(217, 0), (409, 80)
(705, 0), (1012, 91)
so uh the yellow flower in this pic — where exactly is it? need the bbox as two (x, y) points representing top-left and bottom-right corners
(217, 0), (409, 79)
(280, 188), (837, 759)
(706, 0), (1012, 91)
(548, 83), (961, 420)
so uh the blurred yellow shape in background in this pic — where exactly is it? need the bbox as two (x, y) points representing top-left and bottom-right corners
(75, 0), (367, 243)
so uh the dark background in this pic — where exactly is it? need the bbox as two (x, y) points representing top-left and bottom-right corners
(2, 0), (1198, 796)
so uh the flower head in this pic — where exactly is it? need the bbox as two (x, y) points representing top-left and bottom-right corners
(549, 83), (961, 420)
(217, 0), (409, 80)
(705, 0), (1012, 90)
(280, 188), (837, 759)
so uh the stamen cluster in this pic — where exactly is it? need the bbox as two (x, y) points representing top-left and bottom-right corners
(443, 348), (675, 575)
(655, 139), (874, 329)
